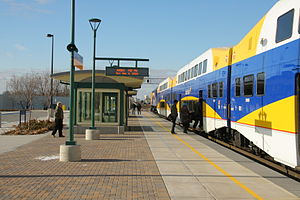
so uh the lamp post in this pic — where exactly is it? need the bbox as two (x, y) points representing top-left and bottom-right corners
(59, 0), (81, 162)
(89, 18), (101, 129)
(47, 33), (54, 107)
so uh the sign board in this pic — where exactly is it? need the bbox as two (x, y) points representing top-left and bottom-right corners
(106, 67), (149, 77)
(74, 52), (83, 70)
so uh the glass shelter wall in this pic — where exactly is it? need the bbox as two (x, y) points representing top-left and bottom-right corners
(77, 89), (120, 125)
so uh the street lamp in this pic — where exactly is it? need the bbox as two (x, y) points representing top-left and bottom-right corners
(89, 18), (101, 129)
(47, 33), (54, 107)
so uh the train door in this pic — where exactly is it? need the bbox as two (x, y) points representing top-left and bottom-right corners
(198, 90), (204, 130)
(297, 74), (300, 158)
(179, 94), (182, 121)
(212, 82), (218, 130)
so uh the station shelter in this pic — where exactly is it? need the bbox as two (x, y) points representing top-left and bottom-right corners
(51, 69), (142, 134)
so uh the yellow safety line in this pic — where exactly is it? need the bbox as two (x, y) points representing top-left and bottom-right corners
(147, 113), (264, 200)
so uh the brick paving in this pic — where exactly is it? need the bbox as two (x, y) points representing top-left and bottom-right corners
(0, 116), (170, 200)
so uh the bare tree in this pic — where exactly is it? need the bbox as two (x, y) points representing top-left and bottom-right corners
(7, 74), (37, 109)
(7, 72), (69, 109)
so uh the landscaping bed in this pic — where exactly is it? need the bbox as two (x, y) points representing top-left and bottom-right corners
(4, 119), (55, 135)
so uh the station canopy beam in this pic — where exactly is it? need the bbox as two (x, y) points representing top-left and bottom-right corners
(95, 57), (149, 68)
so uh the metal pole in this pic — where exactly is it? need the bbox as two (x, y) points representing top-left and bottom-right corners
(66, 0), (76, 145)
(91, 29), (96, 129)
(50, 36), (54, 106)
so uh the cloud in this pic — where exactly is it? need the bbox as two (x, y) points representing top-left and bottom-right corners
(4, 52), (14, 58)
(35, 0), (52, 5)
(0, 0), (51, 14)
(14, 44), (26, 51)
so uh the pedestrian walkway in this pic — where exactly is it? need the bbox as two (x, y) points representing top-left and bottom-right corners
(0, 114), (170, 200)
(0, 111), (299, 200)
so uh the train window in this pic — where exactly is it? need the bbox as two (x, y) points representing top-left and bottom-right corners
(191, 67), (194, 78)
(208, 85), (211, 98)
(203, 59), (208, 73)
(172, 93), (177, 102)
(212, 83), (218, 98)
(235, 78), (241, 97)
(276, 9), (294, 43)
(188, 69), (191, 80)
(184, 71), (187, 81)
(219, 82), (224, 98)
(198, 62), (203, 75)
(243, 74), (254, 96)
(257, 72), (265, 95)
(194, 64), (198, 77)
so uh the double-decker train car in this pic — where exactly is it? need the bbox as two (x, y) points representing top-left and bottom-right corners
(152, 0), (300, 169)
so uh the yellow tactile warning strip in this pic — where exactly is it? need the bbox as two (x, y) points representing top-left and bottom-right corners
(146, 112), (264, 200)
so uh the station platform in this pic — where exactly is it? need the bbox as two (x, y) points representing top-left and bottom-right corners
(0, 111), (299, 199)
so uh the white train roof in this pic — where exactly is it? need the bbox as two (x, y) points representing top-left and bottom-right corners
(257, 0), (300, 54)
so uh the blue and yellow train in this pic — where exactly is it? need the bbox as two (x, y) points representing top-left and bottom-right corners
(151, 0), (300, 169)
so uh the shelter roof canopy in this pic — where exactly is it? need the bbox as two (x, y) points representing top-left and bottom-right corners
(51, 69), (146, 89)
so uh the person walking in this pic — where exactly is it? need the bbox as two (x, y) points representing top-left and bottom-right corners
(180, 103), (190, 133)
(52, 102), (65, 138)
(132, 103), (136, 114)
(170, 100), (178, 134)
(193, 98), (203, 130)
(137, 102), (142, 115)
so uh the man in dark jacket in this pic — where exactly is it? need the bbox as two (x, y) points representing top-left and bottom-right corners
(52, 102), (64, 137)
(170, 100), (178, 134)
(193, 98), (203, 130)
(180, 104), (190, 133)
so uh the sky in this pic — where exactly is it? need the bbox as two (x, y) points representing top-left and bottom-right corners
(0, 0), (279, 98)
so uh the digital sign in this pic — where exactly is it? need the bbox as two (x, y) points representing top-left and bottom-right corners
(106, 67), (149, 77)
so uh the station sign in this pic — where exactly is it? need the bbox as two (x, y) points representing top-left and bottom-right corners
(106, 67), (149, 77)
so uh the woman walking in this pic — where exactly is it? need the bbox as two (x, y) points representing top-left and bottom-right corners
(51, 102), (65, 137)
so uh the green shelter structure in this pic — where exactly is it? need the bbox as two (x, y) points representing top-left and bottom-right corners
(51, 69), (145, 134)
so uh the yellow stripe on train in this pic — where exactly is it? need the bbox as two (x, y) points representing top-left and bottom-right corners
(203, 102), (222, 119)
(237, 96), (296, 133)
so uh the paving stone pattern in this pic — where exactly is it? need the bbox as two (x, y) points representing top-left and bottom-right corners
(0, 118), (170, 199)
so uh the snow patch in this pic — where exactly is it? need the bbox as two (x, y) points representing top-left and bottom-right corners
(36, 155), (59, 161)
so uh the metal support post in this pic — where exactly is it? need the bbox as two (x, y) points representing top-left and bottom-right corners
(50, 36), (54, 106)
(66, 0), (76, 145)
(91, 29), (96, 129)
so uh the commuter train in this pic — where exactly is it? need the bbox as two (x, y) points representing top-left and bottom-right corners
(151, 0), (300, 169)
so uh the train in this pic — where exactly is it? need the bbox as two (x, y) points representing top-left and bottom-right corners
(150, 0), (300, 169)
